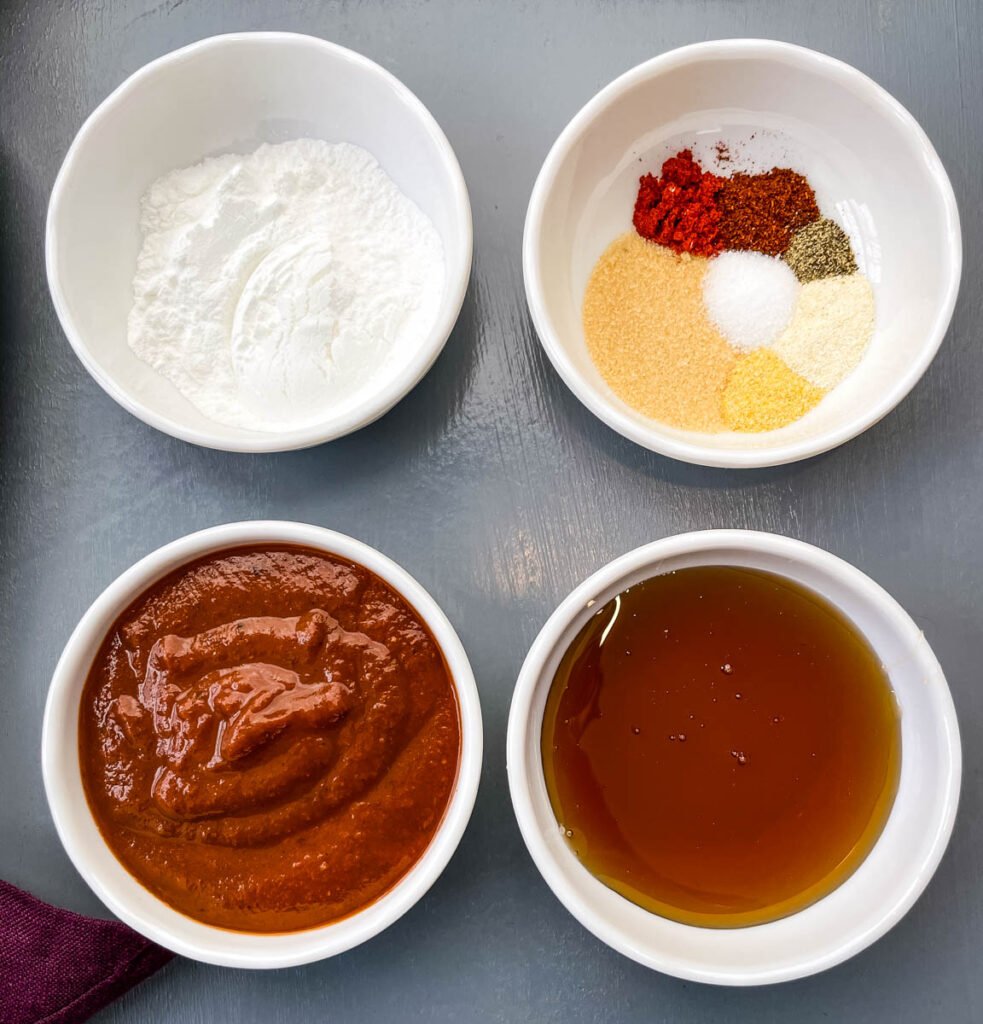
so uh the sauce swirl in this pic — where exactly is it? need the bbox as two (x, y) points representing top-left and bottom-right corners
(79, 545), (461, 933)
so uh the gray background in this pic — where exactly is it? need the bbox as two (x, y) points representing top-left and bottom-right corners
(1, 0), (979, 1021)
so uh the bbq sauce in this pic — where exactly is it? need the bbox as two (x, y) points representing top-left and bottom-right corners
(79, 545), (461, 933)
(541, 566), (900, 928)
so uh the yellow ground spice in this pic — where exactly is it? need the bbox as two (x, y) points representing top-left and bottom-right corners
(722, 349), (825, 432)
(582, 232), (736, 431)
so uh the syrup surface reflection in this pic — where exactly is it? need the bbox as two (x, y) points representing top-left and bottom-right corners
(541, 565), (901, 928)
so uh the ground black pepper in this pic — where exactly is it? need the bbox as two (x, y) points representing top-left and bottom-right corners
(783, 218), (858, 282)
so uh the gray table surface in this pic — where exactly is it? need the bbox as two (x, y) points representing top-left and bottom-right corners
(2, 1), (981, 1021)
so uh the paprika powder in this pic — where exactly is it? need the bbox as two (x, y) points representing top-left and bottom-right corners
(632, 149), (723, 257)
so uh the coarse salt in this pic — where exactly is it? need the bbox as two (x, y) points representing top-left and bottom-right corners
(702, 251), (799, 352)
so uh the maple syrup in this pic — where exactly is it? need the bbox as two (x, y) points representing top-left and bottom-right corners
(542, 566), (900, 928)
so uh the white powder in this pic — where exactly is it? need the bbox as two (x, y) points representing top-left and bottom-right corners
(128, 139), (445, 431)
(702, 251), (799, 351)
(771, 274), (875, 390)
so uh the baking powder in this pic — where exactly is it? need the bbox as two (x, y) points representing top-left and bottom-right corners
(128, 139), (445, 431)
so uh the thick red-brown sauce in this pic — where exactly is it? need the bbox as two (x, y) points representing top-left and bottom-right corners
(79, 545), (461, 933)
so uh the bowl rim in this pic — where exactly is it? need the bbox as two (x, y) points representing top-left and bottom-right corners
(522, 38), (963, 469)
(41, 520), (483, 968)
(45, 31), (473, 453)
(506, 529), (961, 985)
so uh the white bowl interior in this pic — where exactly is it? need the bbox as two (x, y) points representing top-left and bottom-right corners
(48, 34), (471, 448)
(508, 532), (960, 984)
(527, 43), (960, 464)
(42, 522), (482, 967)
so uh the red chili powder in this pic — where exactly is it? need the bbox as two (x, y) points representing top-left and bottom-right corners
(716, 168), (820, 255)
(632, 149), (821, 258)
(632, 149), (723, 257)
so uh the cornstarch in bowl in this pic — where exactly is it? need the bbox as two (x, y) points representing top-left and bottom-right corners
(128, 139), (445, 432)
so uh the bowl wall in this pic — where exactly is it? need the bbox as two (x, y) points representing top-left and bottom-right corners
(507, 531), (960, 984)
(42, 521), (483, 967)
(47, 33), (472, 450)
(524, 41), (961, 466)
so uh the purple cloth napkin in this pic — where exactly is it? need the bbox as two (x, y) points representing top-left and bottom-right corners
(0, 881), (174, 1024)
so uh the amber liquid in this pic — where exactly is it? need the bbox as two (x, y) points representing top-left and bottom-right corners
(542, 566), (901, 928)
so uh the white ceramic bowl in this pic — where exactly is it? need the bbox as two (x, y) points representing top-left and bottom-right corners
(507, 530), (960, 985)
(46, 33), (472, 452)
(42, 521), (483, 968)
(523, 40), (961, 468)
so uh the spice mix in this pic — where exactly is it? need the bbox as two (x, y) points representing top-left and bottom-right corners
(585, 145), (875, 434)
